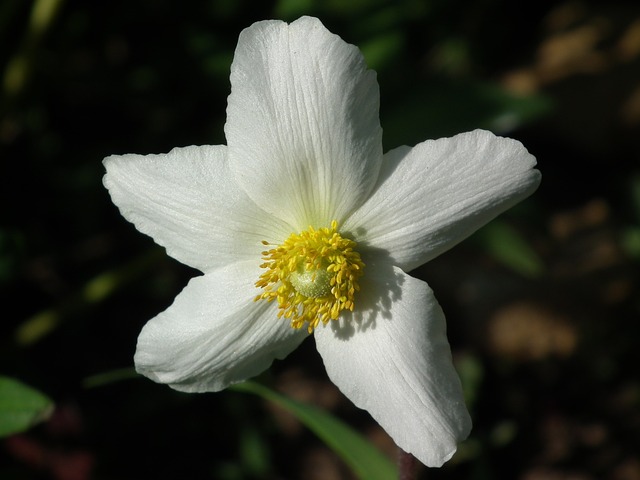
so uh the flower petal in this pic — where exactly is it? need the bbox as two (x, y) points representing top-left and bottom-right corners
(225, 16), (383, 230)
(135, 260), (309, 392)
(314, 264), (471, 467)
(103, 145), (293, 273)
(344, 129), (541, 272)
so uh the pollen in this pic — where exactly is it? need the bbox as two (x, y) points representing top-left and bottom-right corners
(255, 220), (365, 333)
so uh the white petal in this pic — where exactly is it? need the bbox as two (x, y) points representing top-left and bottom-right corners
(134, 260), (309, 392)
(103, 145), (293, 273)
(225, 16), (383, 230)
(344, 129), (541, 272)
(314, 264), (471, 467)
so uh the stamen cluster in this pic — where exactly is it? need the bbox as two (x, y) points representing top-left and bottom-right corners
(255, 220), (365, 332)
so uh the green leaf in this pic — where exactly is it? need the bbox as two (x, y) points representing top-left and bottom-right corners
(82, 367), (139, 389)
(478, 221), (544, 278)
(0, 376), (53, 437)
(382, 80), (552, 149)
(621, 226), (640, 259)
(455, 353), (484, 411)
(231, 381), (398, 480)
(15, 249), (162, 346)
(274, 0), (315, 18)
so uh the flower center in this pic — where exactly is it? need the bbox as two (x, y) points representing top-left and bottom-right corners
(255, 220), (365, 333)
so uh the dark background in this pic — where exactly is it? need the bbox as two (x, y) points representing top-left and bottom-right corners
(2, 0), (639, 478)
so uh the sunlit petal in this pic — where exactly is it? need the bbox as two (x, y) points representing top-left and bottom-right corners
(345, 129), (540, 271)
(226, 17), (383, 229)
(315, 264), (471, 467)
(135, 260), (308, 392)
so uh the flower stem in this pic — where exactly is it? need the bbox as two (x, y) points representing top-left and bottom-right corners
(398, 449), (417, 480)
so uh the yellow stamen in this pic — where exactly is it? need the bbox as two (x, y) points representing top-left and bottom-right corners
(255, 220), (364, 333)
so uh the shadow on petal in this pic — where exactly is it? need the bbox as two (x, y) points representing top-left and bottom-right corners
(329, 244), (404, 340)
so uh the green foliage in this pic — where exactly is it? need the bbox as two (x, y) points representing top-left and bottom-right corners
(0, 376), (53, 437)
(14, 249), (162, 346)
(622, 226), (640, 259)
(456, 353), (484, 411)
(476, 221), (544, 278)
(383, 81), (552, 148)
(232, 381), (398, 480)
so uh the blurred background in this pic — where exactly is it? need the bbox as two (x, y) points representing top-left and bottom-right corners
(1, 0), (639, 478)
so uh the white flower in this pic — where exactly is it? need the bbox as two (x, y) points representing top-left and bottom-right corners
(103, 16), (540, 467)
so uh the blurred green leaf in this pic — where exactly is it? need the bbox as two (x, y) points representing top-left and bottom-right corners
(232, 381), (398, 480)
(239, 425), (271, 476)
(83, 367), (138, 388)
(275, 0), (315, 18)
(489, 420), (518, 447)
(0, 228), (24, 284)
(630, 174), (640, 223)
(456, 353), (484, 411)
(325, 0), (387, 15)
(2, 0), (64, 102)
(477, 221), (544, 278)
(0, 376), (53, 437)
(360, 31), (404, 71)
(15, 249), (162, 346)
(622, 226), (640, 259)
(383, 80), (552, 148)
